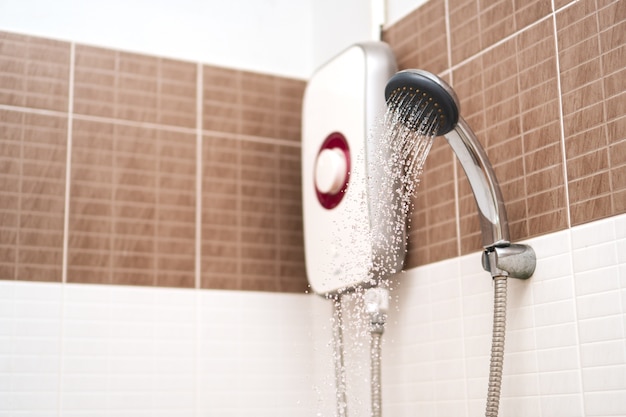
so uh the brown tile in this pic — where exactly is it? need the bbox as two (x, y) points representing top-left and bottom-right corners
(449, 0), (482, 65)
(567, 149), (609, 180)
(0, 110), (66, 282)
(203, 65), (241, 134)
(383, 0), (448, 72)
(515, 0), (552, 29)
(610, 140), (626, 166)
(557, 0), (626, 222)
(68, 120), (195, 288)
(405, 140), (458, 266)
(0, 31), (70, 111)
(480, 1), (516, 47)
(570, 194), (613, 225)
(610, 164), (626, 192)
(74, 45), (196, 128)
(528, 209), (568, 236)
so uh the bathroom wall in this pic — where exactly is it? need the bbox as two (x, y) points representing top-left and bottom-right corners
(0, 280), (322, 416)
(0, 31), (307, 293)
(0, 29), (319, 416)
(1, 0), (625, 416)
(383, 0), (625, 268)
(316, 0), (624, 415)
(311, 214), (626, 416)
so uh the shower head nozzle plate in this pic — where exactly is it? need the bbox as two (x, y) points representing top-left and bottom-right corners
(385, 69), (460, 136)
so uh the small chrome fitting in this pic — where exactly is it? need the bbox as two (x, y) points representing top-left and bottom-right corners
(482, 243), (536, 279)
(364, 287), (390, 334)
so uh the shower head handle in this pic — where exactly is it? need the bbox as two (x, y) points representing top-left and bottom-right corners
(444, 118), (510, 249)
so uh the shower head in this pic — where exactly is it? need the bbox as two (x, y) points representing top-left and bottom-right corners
(384, 68), (510, 250)
(384, 69), (460, 137)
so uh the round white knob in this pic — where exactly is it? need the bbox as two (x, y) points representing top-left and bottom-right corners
(315, 148), (347, 194)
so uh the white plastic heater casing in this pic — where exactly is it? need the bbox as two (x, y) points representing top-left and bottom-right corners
(302, 42), (400, 296)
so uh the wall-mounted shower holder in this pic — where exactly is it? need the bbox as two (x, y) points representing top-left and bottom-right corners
(482, 243), (536, 280)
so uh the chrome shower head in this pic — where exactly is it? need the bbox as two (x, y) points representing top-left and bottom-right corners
(384, 69), (460, 137)
(384, 68), (510, 250)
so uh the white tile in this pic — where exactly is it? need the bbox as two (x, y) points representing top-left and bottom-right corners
(580, 340), (626, 367)
(62, 356), (109, 373)
(502, 372), (540, 397)
(61, 391), (107, 410)
(10, 392), (58, 410)
(538, 370), (582, 395)
(502, 354), (538, 386)
(533, 252), (573, 282)
(507, 304), (536, 330)
(535, 322), (579, 349)
(506, 327), (537, 353)
(63, 320), (110, 339)
(582, 365), (626, 391)
(13, 281), (62, 301)
(578, 315), (624, 344)
(13, 318), (60, 338)
(571, 216), (616, 249)
(108, 356), (153, 374)
(463, 313), (492, 338)
(540, 394), (585, 417)
(107, 391), (152, 409)
(527, 229), (570, 258)
(14, 300), (61, 320)
(574, 266), (621, 296)
(615, 214), (626, 239)
(537, 346), (580, 372)
(63, 301), (110, 321)
(616, 238), (626, 263)
(64, 283), (112, 303)
(584, 390), (626, 416)
(61, 374), (108, 392)
(11, 374), (58, 391)
(532, 275), (576, 305)
(534, 299), (576, 327)
(11, 354), (59, 373)
(576, 290), (622, 319)
(572, 242), (618, 273)
(500, 396), (542, 417)
(461, 291), (492, 316)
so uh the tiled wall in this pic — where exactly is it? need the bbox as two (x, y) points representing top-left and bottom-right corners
(2, 0), (624, 290)
(0, 280), (318, 416)
(311, 213), (626, 416)
(1, 214), (624, 416)
(383, 0), (625, 267)
(0, 31), (307, 292)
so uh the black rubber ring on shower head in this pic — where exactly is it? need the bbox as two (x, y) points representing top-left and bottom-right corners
(385, 70), (460, 136)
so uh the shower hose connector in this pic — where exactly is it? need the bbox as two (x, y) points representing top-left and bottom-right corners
(482, 243), (536, 280)
(364, 286), (389, 417)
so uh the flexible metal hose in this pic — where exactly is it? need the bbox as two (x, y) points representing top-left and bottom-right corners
(332, 297), (348, 417)
(370, 330), (383, 417)
(485, 275), (507, 417)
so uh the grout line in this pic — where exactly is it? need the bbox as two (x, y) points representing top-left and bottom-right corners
(58, 40), (75, 417)
(551, 3), (572, 229)
(195, 63), (203, 291)
(593, 3), (613, 213)
(444, 0), (462, 259)
(444, 0), (452, 72)
(513, 25), (531, 239)
(61, 43), (75, 284)
(566, 225), (587, 412)
(0, 103), (301, 148)
(194, 289), (201, 417)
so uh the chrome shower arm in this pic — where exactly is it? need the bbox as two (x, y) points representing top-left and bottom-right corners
(443, 117), (510, 249)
